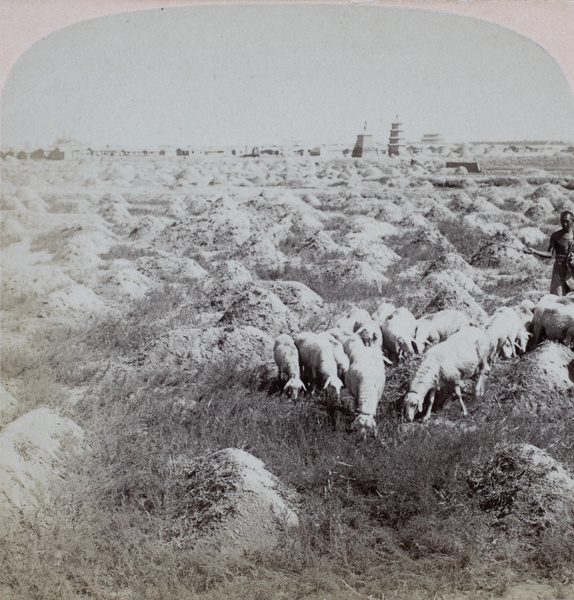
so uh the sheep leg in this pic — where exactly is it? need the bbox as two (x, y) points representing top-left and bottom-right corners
(475, 366), (489, 399)
(564, 325), (574, 348)
(530, 322), (543, 350)
(454, 384), (468, 417)
(422, 389), (436, 422)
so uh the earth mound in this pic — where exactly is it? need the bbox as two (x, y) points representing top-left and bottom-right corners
(218, 287), (299, 338)
(469, 231), (537, 270)
(167, 448), (299, 556)
(486, 342), (574, 415)
(0, 408), (85, 522)
(468, 443), (574, 535)
(138, 325), (275, 372)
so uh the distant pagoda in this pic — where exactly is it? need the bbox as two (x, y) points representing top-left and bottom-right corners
(388, 116), (405, 156)
(352, 122), (376, 158)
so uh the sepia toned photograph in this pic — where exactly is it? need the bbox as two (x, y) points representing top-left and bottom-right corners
(1, 3), (574, 599)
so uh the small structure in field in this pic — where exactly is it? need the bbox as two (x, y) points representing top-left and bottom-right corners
(352, 122), (376, 158)
(47, 148), (65, 160)
(30, 149), (46, 160)
(445, 161), (481, 173)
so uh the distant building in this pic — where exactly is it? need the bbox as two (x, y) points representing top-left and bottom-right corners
(388, 116), (405, 156)
(47, 148), (65, 160)
(30, 149), (46, 159)
(17, 151), (28, 159)
(421, 133), (443, 145)
(352, 122), (376, 158)
(176, 148), (189, 156)
(445, 161), (481, 173)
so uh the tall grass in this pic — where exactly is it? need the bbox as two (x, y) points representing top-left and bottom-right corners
(4, 332), (574, 599)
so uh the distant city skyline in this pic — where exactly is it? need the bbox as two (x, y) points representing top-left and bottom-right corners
(2, 5), (574, 149)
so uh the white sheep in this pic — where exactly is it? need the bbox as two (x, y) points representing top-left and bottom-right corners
(335, 307), (373, 335)
(371, 301), (397, 329)
(485, 304), (533, 361)
(343, 335), (387, 432)
(414, 309), (470, 353)
(404, 326), (491, 422)
(326, 327), (352, 346)
(273, 334), (307, 398)
(293, 332), (344, 398)
(382, 307), (418, 361)
(354, 320), (384, 350)
(317, 331), (350, 380)
(531, 296), (574, 349)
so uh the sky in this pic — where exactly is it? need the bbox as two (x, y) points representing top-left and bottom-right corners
(2, 4), (574, 150)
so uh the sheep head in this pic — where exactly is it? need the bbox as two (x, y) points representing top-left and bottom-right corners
(397, 336), (417, 358)
(352, 413), (377, 435)
(404, 391), (422, 421)
(283, 377), (306, 399)
(355, 323), (380, 348)
(323, 375), (343, 399)
(514, 331), (531, 354)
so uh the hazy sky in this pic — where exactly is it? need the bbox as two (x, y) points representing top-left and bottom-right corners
(2, 4), (574, 149)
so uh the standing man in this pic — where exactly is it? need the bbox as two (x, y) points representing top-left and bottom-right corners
(524, 210), (574, 295)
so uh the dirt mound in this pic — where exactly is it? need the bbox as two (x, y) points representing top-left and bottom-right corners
(469, 231), (537, 271)
(486, 342), (574, 415)
(315, 259), (389, 290)
(447, 191), (473, 212)
(203, 260), (254, 309)
(523, 197), (555, 221)
(14, 189), (49, 213)
(462, 213), (508, 236)
(135, 254), (208, 282)
(468, 443), (574, 535)
(516, 226), (546, 246)
(422, 200), (455, 223)
(165, 448), (298, 556)
(530, 183), (568, 207)
(423, 252), (477, 280)
(503, 195), (530, 212)
(49, 224), (118, 282)
(410, 227), (456, 254)
(0, 408), (85, 522)
(467, 197), (501, 213)
(295, 230), (343, 260)
(100, 163), (135, 183)
(218, 287), (299, 338)
(424, 268), (484, 297)
(139, 325), (274, 371)
(418, 274), (487, 325)
(41, 283), (108, 317)
(0, 386), (19, 427)
(95, 261), (153, 300)
(0, 213), (27, 245)
(97, 192), (134, 228)
(2, 262), (77, 299)
(127, 216), (174, 243)
(232, 234), (287, 269)
(260, 280), (325, 317)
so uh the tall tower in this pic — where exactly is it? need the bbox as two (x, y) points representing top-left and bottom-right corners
(388, 116), (405, 156)
(351, 122), (376, 158)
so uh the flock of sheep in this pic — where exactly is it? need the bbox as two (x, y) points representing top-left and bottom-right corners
(273, 293), (574, 432)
